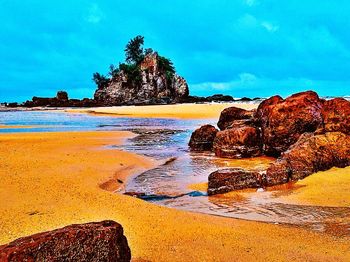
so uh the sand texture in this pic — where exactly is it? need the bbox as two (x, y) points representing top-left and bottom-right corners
(0, 131), (349, 261)
(66, 103), (258, 119)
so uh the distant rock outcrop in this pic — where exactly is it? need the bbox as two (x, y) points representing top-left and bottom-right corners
(0, 221), (131, 262)
(94, 52), (189, 106)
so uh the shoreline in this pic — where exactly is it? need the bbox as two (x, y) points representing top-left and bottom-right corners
(65, 102), (259, 119)
(0, 130), (349, 261)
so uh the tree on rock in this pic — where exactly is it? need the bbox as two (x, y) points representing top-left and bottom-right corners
(125, 35), (145, 64)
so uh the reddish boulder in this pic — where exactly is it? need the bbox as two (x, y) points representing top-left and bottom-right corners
(208, 168), (264, 195)
(217, 106), (255, 130)
(257, 91), (323, 156)
(319, 98), (350, 135)
(189, 124), (219, 151)
(0, 221), (131, 262)
(213, 126), (262, 158)
(266, 132), (350, 186)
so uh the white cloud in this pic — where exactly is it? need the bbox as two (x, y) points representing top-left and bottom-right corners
(261, 21), (279, 33)
(244, 0), (258, 7)
(86, 4), (103, 24)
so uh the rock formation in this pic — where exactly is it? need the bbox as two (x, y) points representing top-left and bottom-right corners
(213, 127), (262, 158)
(265, 132), (350, 186)
(188, 125), (218, 151)
(0, 221), (131, 262)
(208, 168), (263, 195)
(257, 91), (323, 156)
(94, 52), (189, 106)
(189, 91), (350, 195)
(23, 91), (98, 107)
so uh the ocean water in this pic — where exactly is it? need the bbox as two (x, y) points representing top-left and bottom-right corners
(1, 110), (349, 236)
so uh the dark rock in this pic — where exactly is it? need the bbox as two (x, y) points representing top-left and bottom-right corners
(238, 97), (253, 102)
(257, 91), (323, 156)
(56, 91), (68, 101)
(189, 125), (219, 151)
(7, 102), (18, 107)
(0, 221), (131, 262)
(217, 106), (255, 130)
(208, 168), (263, 195)
(266, 132), (350, 186)
(213, 126), (262, 158)
(319, 98), (350, 135)
(206, 94), (234, 102)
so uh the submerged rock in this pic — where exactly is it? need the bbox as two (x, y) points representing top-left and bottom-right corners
(213, 126), (262, 158)
(208, 168), (263, 195)
(0, 221), (131, 262)
(266, 132), (350, 186)
(189, 124), (219, 151)
(257, 91), (323, 156)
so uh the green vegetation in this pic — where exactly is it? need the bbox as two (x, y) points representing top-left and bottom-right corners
(92, 36), (176, 88)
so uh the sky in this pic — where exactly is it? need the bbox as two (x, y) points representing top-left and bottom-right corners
(1, 0), (350, 102)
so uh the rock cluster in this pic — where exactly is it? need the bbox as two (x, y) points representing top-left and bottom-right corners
(22, 91), (98, 107)
(189, 91), (350, 194)
(0, 221), (131, 262)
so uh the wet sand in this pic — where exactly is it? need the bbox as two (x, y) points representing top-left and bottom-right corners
(0, 131), (349, 261)
(66, 102), (258, 119)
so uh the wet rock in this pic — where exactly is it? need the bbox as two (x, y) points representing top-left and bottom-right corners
(0, 221), (131, 262)
(189, 124), (219, 151)
(319, 98), (350, 135)
(217, 106), (256, 130)
(257, 91), (323, 156)
(206, 94), (234, 102)
(208, 168), (263, 195)
(213, 126), (262, 158)
(266, 132), (350, 186)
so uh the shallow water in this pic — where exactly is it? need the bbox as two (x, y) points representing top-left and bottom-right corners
(1, 110), (349, 237)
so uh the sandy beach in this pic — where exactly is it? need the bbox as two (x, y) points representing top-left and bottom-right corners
(66, 102), (258, 119)
(0, 127), (349, 261)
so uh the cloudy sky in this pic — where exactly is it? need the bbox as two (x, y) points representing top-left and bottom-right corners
(1, 0), (350, 102)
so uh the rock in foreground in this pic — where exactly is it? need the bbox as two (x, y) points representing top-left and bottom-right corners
(188, 125), (218, 151)
(217, 106), (255, 130)
(0, 221), (131, 262)
(266, 132), (350, 186)
(213, 126), (262, 158)
(208, 168), (263, 195)
(257, 91), (323, 156)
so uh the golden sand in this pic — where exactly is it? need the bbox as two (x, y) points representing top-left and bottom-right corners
(0, 131), (349, 261)
(277, 167), (350, 207)
(66, 103), (258, 119)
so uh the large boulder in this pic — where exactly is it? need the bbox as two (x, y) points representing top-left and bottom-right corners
(189, 125), (218, 151)
(56, 91), (68, 101)
(208, 168), (263, 195)
(319, 98), (350, 135)
(213, 126), (262, 158)
(217, 106), (255, 130)
(0, 221), (131, 262)
(257, 91), (323, 156)
(265, 132), (350, 186)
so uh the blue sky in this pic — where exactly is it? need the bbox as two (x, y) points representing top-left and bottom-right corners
(1, 0), (350, 102)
